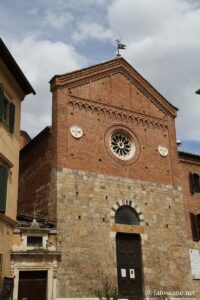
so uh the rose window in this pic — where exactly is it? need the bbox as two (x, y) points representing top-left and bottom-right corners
(110, 131), (136, 160)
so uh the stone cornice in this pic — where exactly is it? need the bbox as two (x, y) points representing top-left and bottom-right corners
(0, 213), (18, 227)
(51, 57), (177, 118)
(0, 152), (14, 167)
(10, 251), (61, 257)
(68, 96), (168, 131)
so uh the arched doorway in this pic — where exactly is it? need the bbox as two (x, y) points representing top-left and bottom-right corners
(115, 206), (143, 300)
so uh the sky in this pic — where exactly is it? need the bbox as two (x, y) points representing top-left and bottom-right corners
(1, 0), (200, 154)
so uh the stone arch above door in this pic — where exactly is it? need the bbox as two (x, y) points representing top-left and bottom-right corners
(110, 200), (144, 226)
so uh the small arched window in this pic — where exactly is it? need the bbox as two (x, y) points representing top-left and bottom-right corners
(193, 174), (200, 193)
(115, 205), (139, 225)
(189, 172), (200, 194)
(190, 213), (200, 242)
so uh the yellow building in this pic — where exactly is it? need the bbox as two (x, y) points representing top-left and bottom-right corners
(0, 38), (35, 293)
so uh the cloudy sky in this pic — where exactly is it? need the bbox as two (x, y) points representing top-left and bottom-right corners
(1, 0), (200, 153)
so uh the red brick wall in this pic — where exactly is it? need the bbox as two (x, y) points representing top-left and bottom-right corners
(18, 127), (52, 220)
(51, 72), (180, 186)
(178, 154), (200, 239)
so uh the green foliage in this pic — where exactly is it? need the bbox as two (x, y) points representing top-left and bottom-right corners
(96, 278), (118, 300)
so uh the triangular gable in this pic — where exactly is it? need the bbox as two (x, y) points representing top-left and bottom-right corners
(50, 57), (178, 118)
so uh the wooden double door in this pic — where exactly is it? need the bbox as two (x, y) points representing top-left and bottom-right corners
(116, 233), (143, 300)
(18, 271), (47, 300)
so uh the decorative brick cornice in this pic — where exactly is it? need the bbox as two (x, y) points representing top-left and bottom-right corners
(68, 96), (168, 131)
(51, 57), (178, 118)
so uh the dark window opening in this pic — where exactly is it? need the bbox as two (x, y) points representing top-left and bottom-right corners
(189, 172), (200, 194)
(27, 236), (43, 247)
(0, 254), (3, 285)
(190, 213), (200, 242)
(3, 98), (9, 122)
(115, 205), (139, 225)
(0, 165), (8, 214)
(0, 87), (15, 133)
(193, 174), (200, 193)
(1, 277), (14, 299)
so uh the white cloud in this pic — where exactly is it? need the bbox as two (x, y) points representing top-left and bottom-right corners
(2, 0), (200, 149)
(107, 0), (200, 142)
(72, 21), (115, 42)
(10, 36), (87, 137)
(107, 0), (192, 42)
(43, 9), (74, 29)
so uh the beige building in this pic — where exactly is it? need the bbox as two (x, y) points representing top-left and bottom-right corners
(0, 38), (35, 295)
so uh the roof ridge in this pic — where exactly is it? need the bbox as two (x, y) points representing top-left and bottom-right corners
(50, 57), (178, 118)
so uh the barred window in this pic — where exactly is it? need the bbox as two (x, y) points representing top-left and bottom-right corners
(115, 205), (139, 225)
(27, 236), (43, 247)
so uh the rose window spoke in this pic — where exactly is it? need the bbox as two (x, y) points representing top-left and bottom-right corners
(109, 131), (136, 161)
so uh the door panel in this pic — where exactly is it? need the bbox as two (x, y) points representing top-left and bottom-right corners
(18, 271), (47, 300)
(116, 233), (143, 300)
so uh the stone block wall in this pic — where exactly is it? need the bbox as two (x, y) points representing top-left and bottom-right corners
(56, 168), (199, 298)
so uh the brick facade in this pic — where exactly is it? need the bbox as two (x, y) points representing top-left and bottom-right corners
(178, 152), (200, 240)
(18, 127), (53, 221)
(18, 57), (200, 299)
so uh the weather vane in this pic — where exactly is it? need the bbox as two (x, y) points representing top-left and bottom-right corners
(116, 39), (127, 57)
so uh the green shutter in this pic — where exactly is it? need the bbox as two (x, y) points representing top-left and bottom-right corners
(0, 88), (4, 120)
(0, 166), (8, 213)
(9, 103), (15, 133)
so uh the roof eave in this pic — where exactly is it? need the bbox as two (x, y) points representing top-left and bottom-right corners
(179, 151), (200, 160)
(0, 38), (36, 96)
(50, 57), (178, 117)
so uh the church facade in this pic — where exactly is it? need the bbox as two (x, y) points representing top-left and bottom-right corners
(15, 57), (200, 300)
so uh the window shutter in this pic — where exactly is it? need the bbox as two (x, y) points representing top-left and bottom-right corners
(9, 102), (15, 133)
(189, 172), (194, 194)
(0, 166), (8, 213)
(0, 253), (2, 284)
(0, 88), (4, 120)
(190, 213), (199, 242)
